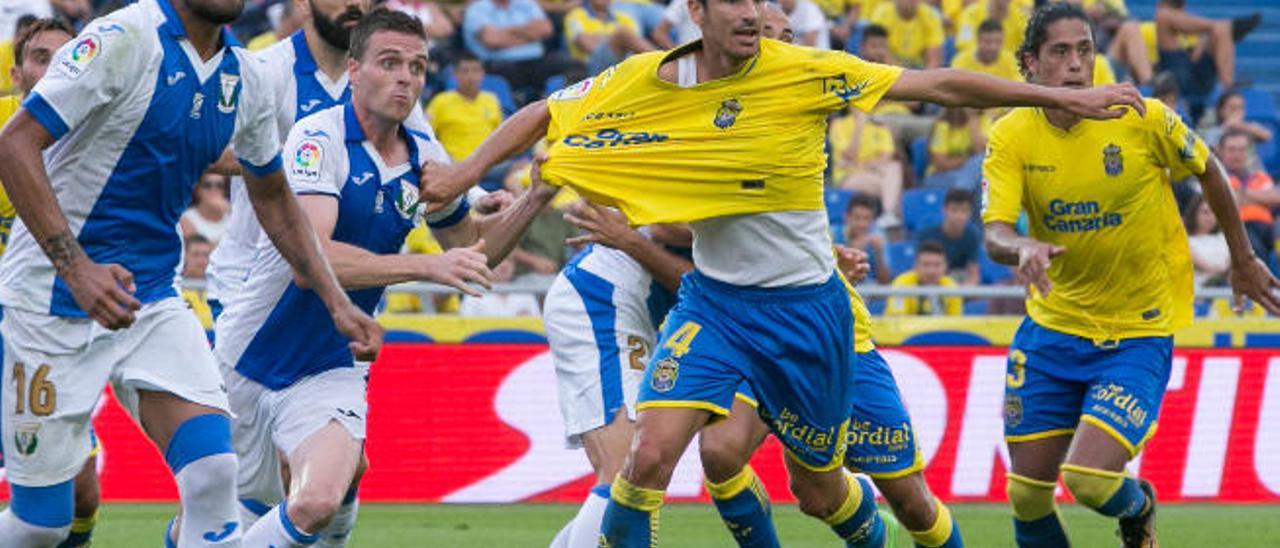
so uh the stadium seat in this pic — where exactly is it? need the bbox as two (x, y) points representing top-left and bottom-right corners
(909, 137), (929, 181)
(978, 247), (1013, 284)
(830, 221), (847, 244)
(1241, 87), (1280, 125)
(901, 187), (946, 233)
(1256, 125), (1280, 174)
(825, 187), (857, 226)
(943, 36), (957, 67)
(544, 74), (567, 97)
(886, 240), (917, 277)
(867, 298), (886, 315)
(963, 300), (990, 315)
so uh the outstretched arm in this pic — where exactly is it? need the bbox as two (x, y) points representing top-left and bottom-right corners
(432, 154), (562, 267)
(886, 69), (1146, 119)
(419, 100), (551, 204)
(1197, 155), (1280, 313)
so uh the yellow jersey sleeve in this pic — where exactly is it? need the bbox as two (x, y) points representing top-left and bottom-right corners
(0, 94), (21, 257)
(805, 49), (904, 114)
(940, 277), (963, 316)
(980, 115), (1025, 225)
(1145, 99), (1210, 181)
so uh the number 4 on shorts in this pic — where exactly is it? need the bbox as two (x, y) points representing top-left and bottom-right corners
(663, 321), (702, 358)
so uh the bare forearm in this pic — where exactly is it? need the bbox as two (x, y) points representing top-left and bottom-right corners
(0, 123), (81, 272)
(1200, 158), (1257, 263)
(474, 189), (558, 266)
(323, 240), (427, 290)
(248, 180), (349, 310)
(615, 232), (692, 292)
(984, 222), (1037, 265)
(438, 101), (549, 200)
(892, 69), (1069, 110)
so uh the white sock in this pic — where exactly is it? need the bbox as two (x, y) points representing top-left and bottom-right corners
(243, 503), (318, 547)
(313, 496), (359, 547)
(566, 489), (610, 548)
(175, 453), (242, 547)
(0, 509), (71, 547)
(549, 519), (573, 548)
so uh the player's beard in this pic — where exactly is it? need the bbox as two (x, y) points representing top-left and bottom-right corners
(187, 0), (244, 25)
(312, 1), (364, 50)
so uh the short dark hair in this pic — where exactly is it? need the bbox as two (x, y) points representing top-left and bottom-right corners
(454, 50), (481, 66)
(1220, 128), (1255, 149)
(1215, 88), (1244, 118)
(348, 8), (428, 62)
(13, 18), (74, 66)
(944, 187), (973, 206)
(862, 24), (889, 43)
(185, 233), (212, 248)
(1017, 2), (1090, 79)
(846, 193), (879, 215)
(978, 19), (1003, 36)
(918, 240), (946, 257)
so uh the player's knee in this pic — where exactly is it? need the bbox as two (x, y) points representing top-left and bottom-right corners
(1060, 466), (1122, 510)
(790, 474), (846, 519)
(352, 452), (370, 485)
(288, 489), (341, 533)
(1006, 473), (1057, 521)
(698, 436), (749, 484)
(626, 437), (681, 485)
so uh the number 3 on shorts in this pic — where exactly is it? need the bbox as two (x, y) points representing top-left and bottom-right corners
(663, 321), (702, 358)
(12, 362), (57, 416)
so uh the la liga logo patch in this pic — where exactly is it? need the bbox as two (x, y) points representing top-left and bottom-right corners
(290, 140), (324, 182)
(56, 34), (101, 79)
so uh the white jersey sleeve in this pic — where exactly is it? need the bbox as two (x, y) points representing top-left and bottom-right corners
(283, 108), (346, 197)
(25, 17), (149, 140)
(232, 50), (283, 175)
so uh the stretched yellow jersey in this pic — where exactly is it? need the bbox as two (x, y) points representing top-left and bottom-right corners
(982, 99), (1208, 341)
(542, 39), (903, 225)
(0, 94), (21, 256)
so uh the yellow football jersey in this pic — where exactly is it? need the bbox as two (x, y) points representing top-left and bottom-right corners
(828, 114), (895, 181)
(426, 90), (504, 162)
(950, 49), (1023, 82)
(542, 39), (903, 225)
(885, 272), (963, 316)
(0, 93), (21, 257)
(867, 2), (944, 67)
(839, 268), (877, 352)
(982, 99), (1208, 341)
(954, 1), (1028, 56)
(563, 7), (640, 61)
(1092, 55), (1117, 86)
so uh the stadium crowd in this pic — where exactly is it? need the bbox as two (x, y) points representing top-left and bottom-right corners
(0, 0), (1273, 318)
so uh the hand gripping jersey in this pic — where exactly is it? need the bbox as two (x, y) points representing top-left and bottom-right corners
(540, 39), (902, 225)
(0, 0), (280, 317)
(215, 103), (463, 390)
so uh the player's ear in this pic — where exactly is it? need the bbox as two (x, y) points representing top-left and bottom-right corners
(347, 57), (360, 88)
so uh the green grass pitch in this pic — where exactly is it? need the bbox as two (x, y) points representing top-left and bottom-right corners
(80, 502), (1280, 546)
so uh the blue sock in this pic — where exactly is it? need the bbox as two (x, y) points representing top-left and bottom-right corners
(599, 476), (664, 548)
(706, 466), (780, 548)
(1013, 514), (1069, 548)
(824, 475), (885, 548)
(1096, 478), (1149, 518)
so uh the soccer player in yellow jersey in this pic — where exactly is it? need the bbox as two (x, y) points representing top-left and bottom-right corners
(422, 0), (1143, 543)
(0, 18), (102, 548)
(982, 4), (1280, 548)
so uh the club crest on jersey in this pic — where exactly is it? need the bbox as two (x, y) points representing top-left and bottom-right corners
(1103, 144), (1123, 177)
(56, 34), (100, 79)
(651, 358), (679, 392)
(395, 179), (422, 219)
(1003, 393), (1023, 428)
(218, 73), (240, 114)
(291, 139), (323, 182)
(714, 98), (742, 129)
(13, 422), (40, 456)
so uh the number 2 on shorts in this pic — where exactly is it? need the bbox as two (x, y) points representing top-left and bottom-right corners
(663, 321), (702, 358)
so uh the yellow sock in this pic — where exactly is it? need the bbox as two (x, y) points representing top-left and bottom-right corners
(908, 500), (955, 547)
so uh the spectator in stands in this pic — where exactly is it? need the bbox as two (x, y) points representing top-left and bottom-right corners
(1155, 0), (1260, 98)
(427, 53), (505, 162)
(463, 0), (577, 103)
(843, 194), (892, 284)
(778, 0), (829, 49)
(1183, 194), (1230, 287)
(386, 0), (456, 47)
(181, 234), (215, 327)
(830, 110), (903, 219)
(924, 107), (987, 191)
(1201, 88), (1274, 148)
(868, 0), (943, 69)
(886, 240), (963, 316)
(1220, 130), (1280, 260)
(459, 258), (543, 316)
(955, 0), (1025, 58)
(915, 188), (982, 284)
(857, 24), (934, 165)
(564, 0), (655, 75)
(247, 1), (305, 51)
(652, 0), (700, 49)
(180, 172), (230, 245)
(612, 0), (667, 46)
(828, 0), (864, 50)
(951, 19), (1022, 82)
(1150, 70), (1184, 119)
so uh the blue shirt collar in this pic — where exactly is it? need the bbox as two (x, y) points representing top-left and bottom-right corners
(290, 31), (318, 74)
(343, 102), (421, 167)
